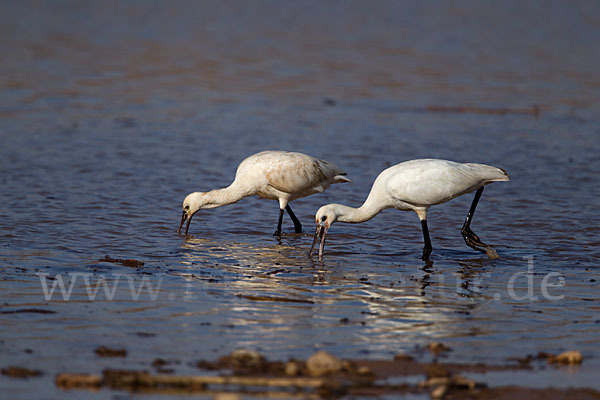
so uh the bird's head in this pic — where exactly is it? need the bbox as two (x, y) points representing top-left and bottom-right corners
(309, 204), (342, 261)
(315, 204), (341, 229)
(177, 192), (206, 234)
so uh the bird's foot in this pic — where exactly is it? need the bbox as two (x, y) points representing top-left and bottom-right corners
(293, 226), (302, 234)
(273, 229), (282, 237)
(461, 226), (483, 244)
(484, 246), (499, 259)
(461, 226), (498, 259)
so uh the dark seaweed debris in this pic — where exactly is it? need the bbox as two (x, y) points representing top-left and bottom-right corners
(2, 366), (43, 379)
(94, 346), (127, 358)
(98, 256), (144, 268)
(1, 308), (56, 314)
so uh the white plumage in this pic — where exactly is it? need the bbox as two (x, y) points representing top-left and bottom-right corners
(310, 159), (509, 261)
(178, 151), (350, 235)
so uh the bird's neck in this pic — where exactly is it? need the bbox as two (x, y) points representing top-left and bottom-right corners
(202, 182), (253, 209)
(337, 193), (387, 224)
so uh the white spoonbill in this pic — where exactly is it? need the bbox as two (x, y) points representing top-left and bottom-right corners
(309, 159), (509, 261)
(178, 151), (351, 236)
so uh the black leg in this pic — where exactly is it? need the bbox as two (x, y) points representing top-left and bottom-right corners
(461, 187), (498, 258)
(273, 208), (284, 236)
(464, 187), (483, 228)
(285, 205), (302, 233)
(421, 219), (433, 261)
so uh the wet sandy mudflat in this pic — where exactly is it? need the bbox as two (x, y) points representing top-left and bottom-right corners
(1, 1), (599, 399)
(46, 347), (598, 399)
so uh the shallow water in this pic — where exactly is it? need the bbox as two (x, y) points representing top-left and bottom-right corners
(1, 1), (599, 398)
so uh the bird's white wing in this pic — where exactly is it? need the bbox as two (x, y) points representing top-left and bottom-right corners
(385, 159), (507, 207)
(263, 153), (347, 193)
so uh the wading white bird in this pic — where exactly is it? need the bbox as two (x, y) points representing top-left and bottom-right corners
(309, 159), (509, 261)
(178, 151), (351, 236)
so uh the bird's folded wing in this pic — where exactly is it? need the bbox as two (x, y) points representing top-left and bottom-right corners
(386, 162), (503, 206)
(265, 157), (345, 193)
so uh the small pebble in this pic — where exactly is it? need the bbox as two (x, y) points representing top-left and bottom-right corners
(550, 350), (583, 365)
(394, 353), (414, 361)
(225, 349), (266, 372)
(431, 384), (448, 399)
(427, 342), (452, 355)
(357, 365), (373, 376)
(306, 350), (342, 377)
(284, 361), (300, 377)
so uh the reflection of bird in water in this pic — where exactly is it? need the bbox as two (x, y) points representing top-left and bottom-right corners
(179, 239), (486, 348)
(180, 236), (306, 271)
(311, 159), (509, 261)
(178, 151), (350, 236)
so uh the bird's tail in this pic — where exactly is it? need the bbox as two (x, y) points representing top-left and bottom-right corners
(335, 174), (352, 183)
(466, 163), (510, 182)
(497, 167), (510, 181)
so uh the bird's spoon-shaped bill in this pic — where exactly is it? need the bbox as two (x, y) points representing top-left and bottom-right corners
(177, 211), (194, 235)
(308, 223), (328, 261)
(177, 212), (186, 234)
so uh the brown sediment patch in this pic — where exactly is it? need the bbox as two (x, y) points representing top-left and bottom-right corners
(152, 358), (169, 367)
(467, 387), (600, 400)
(56, 373), (102, 389)
(393, 353), (414, 362)
(2, 366), (42, 378)
(509, 351), (584, 367)
(98, 256), (144, 268)
(94, 346), (127, 358)
(351, 358), (518, 379)
(425, 104), (540, 116)
(55, 349), (599, 399)
(56, 369), (341, 397)
(426, 341), (452, 356)
(152, 358), (176, 374)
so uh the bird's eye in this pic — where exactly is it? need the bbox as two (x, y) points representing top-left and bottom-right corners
(321, 215), (327, 221)
(184, 205), (190, 210)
